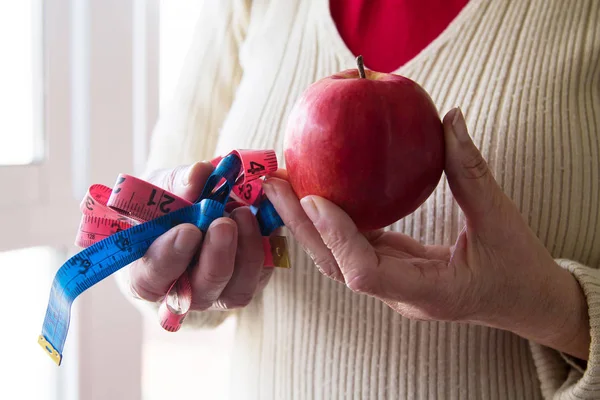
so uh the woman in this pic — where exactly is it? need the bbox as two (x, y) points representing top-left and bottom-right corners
(116, 0), (600, 398)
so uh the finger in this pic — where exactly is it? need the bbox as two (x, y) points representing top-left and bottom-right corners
(299, 195), (381, 292)
(130, 223), (202, 301)
(300, 195), (446, 302)
(366, 230), (427, 258)
(216, 207), (265, 309)
(369, 233), (450, 263)
(145, 161), (214, 202)
(262, 177), (344, 282)
(443, 108), (511, 228)
(267, 168), (289, 180)
(449, 226), (468, 268)
(423, 244), (452, 262)
(189, 218), (238, 310)
(256, 267), (274, 293)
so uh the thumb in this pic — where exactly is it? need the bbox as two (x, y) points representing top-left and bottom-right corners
(443, 108), (507, 228)
(300, 195), (380, 292)
(145, 161), (214, 202)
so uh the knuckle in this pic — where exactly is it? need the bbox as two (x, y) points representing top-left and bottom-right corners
(138, 254), (153, 269)
(173, 227), (201, 256)
(243, 256), (265, 271)
(209, 300), (233, 311)
(312, 256), (341, 281)
(301, 243), (342, 281)
(231, 207), (260, 233)
(202, 269), (232, 287)
(286, 215), (316, 238)
(326, 231), (354, 260)
(166, 165), (185, 191)
(258, 268), (274, 285)
(460, 151), (489, 180)
(344, 271), (378, 294)
(191, 285), (225, 309)
(328, 233), (364, 271)
(319, 268), (344, 283)
(238, 244), (265, 268)
(128, 267), (163, 301)
(137, 255), (165, 282)
(190, 300), (214, 311)
(141, 240), (187, 280)
(222, 292), (254, 308)
(242, 248), (265, 266)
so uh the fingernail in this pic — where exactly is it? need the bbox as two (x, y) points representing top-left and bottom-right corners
(261, 178), (273, 192)
(300, 196), (320, 222)
(174, 227), (201, 255)
(231, 207), (257, 237)
(208, 220), (236, 247)
(451, 107), (471, 144)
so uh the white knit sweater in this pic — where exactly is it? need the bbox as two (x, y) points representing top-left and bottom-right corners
(117, 0), (600, 398)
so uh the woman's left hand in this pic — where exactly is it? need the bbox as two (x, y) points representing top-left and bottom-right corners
(263, 107), (590, 360)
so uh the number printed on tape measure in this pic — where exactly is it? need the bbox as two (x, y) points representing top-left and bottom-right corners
(236, 183), (253, 201)
(113, 176), (126, 193)
(247, 161), (265, 175)
(147, 189), (176, 214)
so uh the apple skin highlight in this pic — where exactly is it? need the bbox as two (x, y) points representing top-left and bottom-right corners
(283, 61), (445, 231)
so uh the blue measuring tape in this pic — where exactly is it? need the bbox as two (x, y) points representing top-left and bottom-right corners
(38, 153), (284, 366)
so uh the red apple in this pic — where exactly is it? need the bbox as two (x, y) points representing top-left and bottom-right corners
(283, 56), (445, 231)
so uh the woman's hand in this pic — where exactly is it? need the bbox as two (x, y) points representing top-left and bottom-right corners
(264, 108), (591, 360)
(127, 162), (271, 311)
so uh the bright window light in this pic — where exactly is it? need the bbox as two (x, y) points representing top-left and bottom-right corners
(0, 0), (43, 165)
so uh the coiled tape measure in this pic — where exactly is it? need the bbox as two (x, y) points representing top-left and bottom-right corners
(38, 149), (288, 366)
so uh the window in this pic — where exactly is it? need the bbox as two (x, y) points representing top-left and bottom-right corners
(0, 0), (148, 399)
(0, 2), (57, 399)
(0, 1), (43, 166)
(0, 247), (62, 400)
(1, 2), (237, 399)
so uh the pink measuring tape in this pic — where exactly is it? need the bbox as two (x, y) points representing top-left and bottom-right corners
(75, 149), (289, 332)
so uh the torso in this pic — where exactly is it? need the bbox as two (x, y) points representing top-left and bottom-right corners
(213, 0), (600, 398)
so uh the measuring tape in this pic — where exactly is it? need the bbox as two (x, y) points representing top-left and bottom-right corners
(38, 149), (288, 366)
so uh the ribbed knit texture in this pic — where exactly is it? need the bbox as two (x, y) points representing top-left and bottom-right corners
(116, 0), (600, 398)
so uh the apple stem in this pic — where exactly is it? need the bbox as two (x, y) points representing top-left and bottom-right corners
(356, 55), (366, 79)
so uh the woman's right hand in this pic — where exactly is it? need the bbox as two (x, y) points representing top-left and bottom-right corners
(126, 161), (272, 311)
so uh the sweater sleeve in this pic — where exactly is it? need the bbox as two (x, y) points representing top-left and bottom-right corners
(114, 0), (253, 329)
(530, 258), (600, 399)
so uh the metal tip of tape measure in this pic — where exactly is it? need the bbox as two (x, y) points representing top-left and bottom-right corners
(269, 236), (290, 268)
(38, 335), (62, 366)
